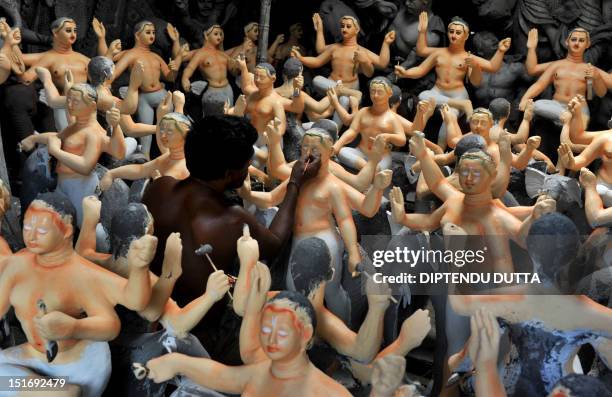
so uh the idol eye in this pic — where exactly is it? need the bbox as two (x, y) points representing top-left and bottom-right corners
(261, 326), (272, 334)
(473, 171), (481, 177)
(36, 228), (48, 234)
(278, 330), (288, 337)
(23, 224), (32, 231)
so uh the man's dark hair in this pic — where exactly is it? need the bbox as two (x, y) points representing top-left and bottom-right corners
(256, 62), (276, 77)
(110, 203), (150, 260)
(526, 213), (580, 282)
(283, 57), (303, 80)
(32, 191), (77, 234)
(290, 238), (333, 297)
(553, 374), (612, 397)
(185, 115), (257, 181)
(454, 134), (486, 168)
(267, 290), (317, 334)
(489, 98), (511, 122)
(390, 85), (402, 106)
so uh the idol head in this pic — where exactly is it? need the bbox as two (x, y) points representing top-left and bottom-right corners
(457, 149), (496, 194)
(24, 192), (76, 255)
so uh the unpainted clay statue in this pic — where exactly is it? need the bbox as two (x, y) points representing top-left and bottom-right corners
(109, 20), (181, 157)
(240, 121), (391, 323)
(395, 14), (511, 149)
(20, 18), (90, 132)
(391, 132), (556, 272)
(520, 28), (607, 127)
(333, 77), (406, 171)
(100, 112), (191, 191)
(182, 24), (239, 115)
(19, 83), (126, 226)
(450, 213), (612, 396)
(0, 192), (154, 397)
(145, 290), (352, 396)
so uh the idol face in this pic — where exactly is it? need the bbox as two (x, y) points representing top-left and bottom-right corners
(23, 203), (71, 255)
(260, 306), (307, 362)
(458, 159), (493, 194)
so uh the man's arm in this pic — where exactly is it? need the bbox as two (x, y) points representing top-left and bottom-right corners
(146, 353), (251, 394)
(292, 46), (333, 69)
(47, 133), (101, 175)
(75, 196), (112, 265)
(265, 119), (293, 180)
(519, 65), (555, 110)
(332, 111), (362, 154)
(159, 54), (180, 82)
(394, 52), (437, 79)
(511, 136), (540, 170)
(415, 12), (436, 57)
(413, 132), (459, 202)
(474, 38), (511, 73)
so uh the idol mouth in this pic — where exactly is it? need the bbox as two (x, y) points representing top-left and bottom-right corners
(266, 346), (281, 353)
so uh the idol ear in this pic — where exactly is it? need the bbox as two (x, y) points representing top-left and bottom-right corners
(302, 323), (314, 347)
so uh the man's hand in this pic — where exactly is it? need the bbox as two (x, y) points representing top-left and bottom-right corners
(34, 311), (76, 341)
(579, 167), (597, 188)
(418, 11), (428, 33)
(399, 308), (431, 349)
(127, 234), (158, 270)
(107, 39), (122, 58)
(373, 170), (392, 190)
(64, 69), (74, 95)
(532, 196), (556, 219)
(327, 86), (339, 104)
(161, 232), (183, 280)
(469, 309), (501, 367)
(157, 92), (173, 120)
(273, 34), (285, 46)
(289, 150), (322, 186)
(92, 17), (106, 38)
(394, 65), (408, 78)
(247, 261), (272, 313)
(166, 23), (180, 42)
(172, 90), (185, 112)
(312, 13), (323, 32)
(526, 136), (541, 150)
(168, 58), (179, 73)
(371, 355), (406, 397)
(129, 60), (144, 87)
(19, 135), (36, 152)
(390, 186), (406, 224)
(205, 269), (231, 302)
(527, 28), (538, 49)
(498, 38), (511, 53)
(409, 131), (427, 159)
(35, 66), (52, 83)
(557, 143), (575, 169)
(82, 195), (102, 222)
(237, 224), (259, 267)
(384, 30), (396, 45)
(106, 104), (120, 129)
(146, 353), (179, 383)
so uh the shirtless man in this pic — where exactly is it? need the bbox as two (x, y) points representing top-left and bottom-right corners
(240, 125), (391, 323)
(100, 112), (191, 190)
(0, 192), (154, 397)
(395, 15), (511, 148)
(146, 290), (351, 396)
(292, 14), (394, 125)
(519, 28), (607, 127)
(20, 84), (125, 226)
(182, 24), (237, 115)
(110, 20), (181, 156)
(20, 18), (89, 132)
(391, 132), (556, 273)
(141, 115), (321, 346)
(332, 77), (406, 171)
